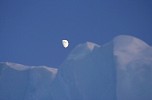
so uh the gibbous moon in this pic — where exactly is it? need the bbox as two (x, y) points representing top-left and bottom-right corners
(62, 40), (69, 48)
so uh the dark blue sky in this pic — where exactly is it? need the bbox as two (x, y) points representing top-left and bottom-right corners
(0, 0), (152, 67)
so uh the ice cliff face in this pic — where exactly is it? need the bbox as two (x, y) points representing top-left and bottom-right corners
(51, 41), (116, 100)
(113, 35), (152, 100)
(0, 35), (151, 100)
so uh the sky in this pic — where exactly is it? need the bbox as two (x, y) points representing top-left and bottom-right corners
(0, 0), (152, 67)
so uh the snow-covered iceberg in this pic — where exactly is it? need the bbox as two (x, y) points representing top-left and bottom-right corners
(0, 35), (151, 100)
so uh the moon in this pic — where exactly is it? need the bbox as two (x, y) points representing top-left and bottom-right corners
(62, 40), (69, 48)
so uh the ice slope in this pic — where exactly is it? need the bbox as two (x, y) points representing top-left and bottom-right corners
(51, 35), (152, 100)
(0, 62), (57, 100)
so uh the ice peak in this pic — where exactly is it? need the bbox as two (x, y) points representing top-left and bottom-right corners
(86, 42), (100, 51)
(67, 42), (100, 60)
(113, 35), (149, 48)
(113, 35), (149, 54)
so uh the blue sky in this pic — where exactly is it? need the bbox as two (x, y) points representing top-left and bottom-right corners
(0, 0), (152, 67)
